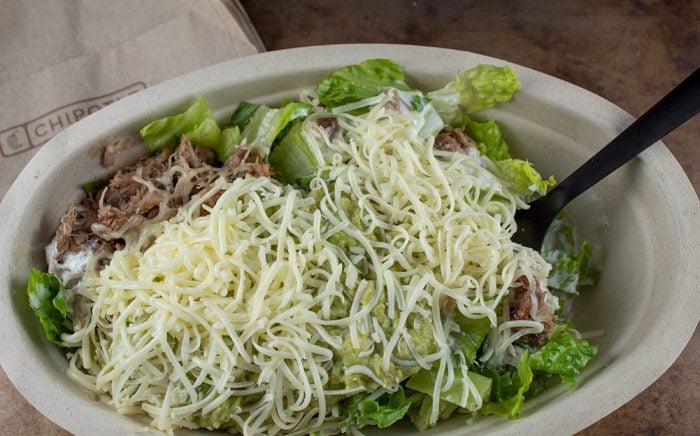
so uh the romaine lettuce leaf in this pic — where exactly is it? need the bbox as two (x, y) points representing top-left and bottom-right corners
(241, 102), (311, 156)
(452, 312), (491, 365)
(529, 329), (598, 387)
(140, 95), (211, 152)
(544, 242), (597, 294)
(139, 95), (243, 162)
(27, 268), (72, 346)
(185, 117), (221, 149)
(82, 177), (106, 195)
(407, 393), (458, 432)
(406, 363), (492, 410)
(427, 64), (520, 124)
(542, 214), (600, 294)
(459, 116), (512, 161)
(340, 386), (417, 431)
(230, 101), (260, 129)
(409, 94), (430, 112)
(268, 122), (320, 189)
(316, 59), (411, 109)
(481, 351), (533, 419)
(215, 126), (241, 163)
(495, 159), (556, 199)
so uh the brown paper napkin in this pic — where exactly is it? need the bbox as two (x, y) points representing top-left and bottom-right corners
(0, 0), (263, 200)
(0, 0), (262, 433)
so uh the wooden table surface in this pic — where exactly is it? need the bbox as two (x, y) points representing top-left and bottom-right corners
(239, 0), (699, 434)
(0, 1), (696, 435)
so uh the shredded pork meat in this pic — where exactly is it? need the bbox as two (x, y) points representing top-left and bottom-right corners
(225, 147), (271, 181)
(434, 126), (478, 154)
(54, 201), (99, 260)
(51, 138), (272, 262)
(507, 275), (556, 347)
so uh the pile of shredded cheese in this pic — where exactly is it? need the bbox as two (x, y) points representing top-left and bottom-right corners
(65, 91), (552, 434)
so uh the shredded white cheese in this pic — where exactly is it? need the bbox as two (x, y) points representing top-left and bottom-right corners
(64, 91), (552, 434)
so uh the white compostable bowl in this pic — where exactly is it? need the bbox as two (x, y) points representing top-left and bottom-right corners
(0, 44), (698, 435)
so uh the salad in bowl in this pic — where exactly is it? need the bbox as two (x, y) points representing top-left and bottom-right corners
(27, 58), (599, 435)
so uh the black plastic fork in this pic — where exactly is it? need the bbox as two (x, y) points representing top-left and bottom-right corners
(513, 68), (700, 250)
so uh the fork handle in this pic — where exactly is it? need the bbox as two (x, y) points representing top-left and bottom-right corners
(542, 68), (700, 211)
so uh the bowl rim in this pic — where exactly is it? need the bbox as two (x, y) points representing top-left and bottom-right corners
(0, 43), (698, 435)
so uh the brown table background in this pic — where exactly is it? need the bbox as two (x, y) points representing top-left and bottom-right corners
(240, 0), (699, 434)
(1, 0), (697, 435)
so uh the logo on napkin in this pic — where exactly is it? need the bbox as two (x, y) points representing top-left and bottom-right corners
(0, 82), (146, 157)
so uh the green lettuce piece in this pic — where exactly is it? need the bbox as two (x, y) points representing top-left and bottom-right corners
(476, 366), (511, 403)
(542, 214), (600, 294)
(215, 126), (241, 162)
(82, 177), (106, 195)
(410, 94), (430, 112)
(340, 386), (417, 431)
(240, 105), (274, 147)
(406, 363), (492, 410)
(185, 118), (242, 163)
(544, 242), (596, 294)
(427, 64), (520, 124)
(459, 116), (512, 161)
(140, 95), (211, 152)
(268, 122), (320, 189)
(407, 393), (459, 432)
(185, 117), (221, 149)
(452, 313), (491, 365)
(241, 102), (311, 156)
(316, 59), (411, 109)
(230, 101), (260, 128)
(27, 268), (72, 346)
(481, 351), (533, 419)
(495, 159), (555, 199)
(529, 329), (598, 388)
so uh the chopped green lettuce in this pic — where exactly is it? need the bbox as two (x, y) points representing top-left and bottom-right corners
(477, 366), (510, 403)
(452, 313), (491, 365)
(495, 159), (555, 199)
(185, 119), (243, 163)
(406, 363), (491, 410)
(230, 101), (260, 129)
(316, 59), (411, 109)
(428, 64), (520, 124)
(140, 95), (212, 152)
(82, 177), (106, 195)
(407, 393), (459, 432)
(138, 95), (244, 162)
(241, 102), (311, 156)
(529, 328), (598, 388)
(459, 116), (512, 161)
(268, 122), (320, 189)
(340, 386), (416, 431)
(410, 94), (430, 112)
(185, 117), (221, 149)
(542, 214), (600, 294)
(215, 126), (241, 163)
(27, 269), (72, 346)
(481, 351), (533, 419)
